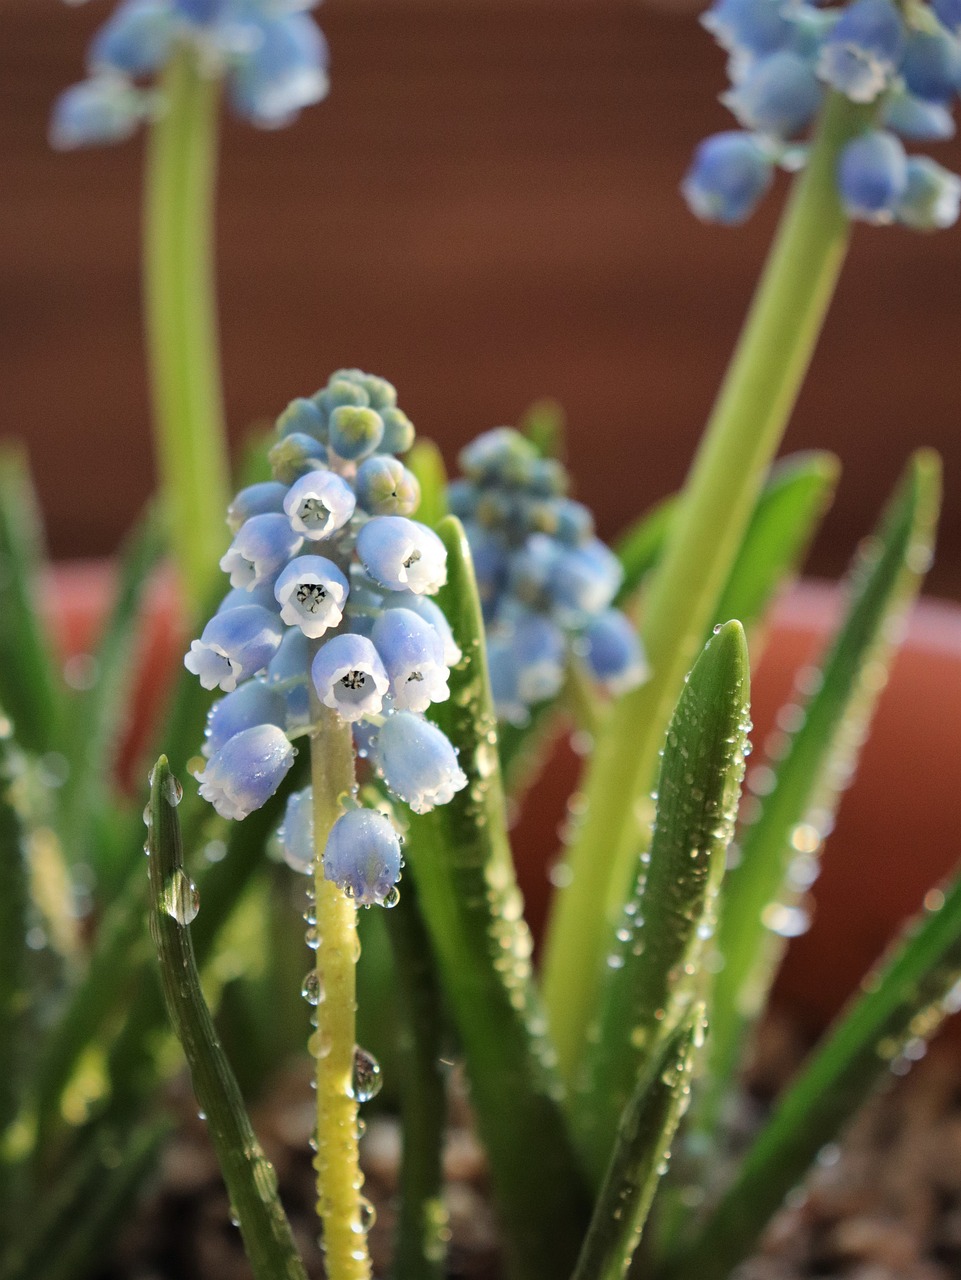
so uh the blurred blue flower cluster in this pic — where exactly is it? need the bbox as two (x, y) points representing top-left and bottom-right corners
(684, 0), (961, 229)
(50, 0), (329, 148)
(183, 369), (468, 905)
(447, 427), (648, 727)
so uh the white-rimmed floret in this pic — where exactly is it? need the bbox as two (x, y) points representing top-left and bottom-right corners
(220, 513), (303, 591)
(374, 712), (467, 814)
(184, 604), (285, 692)
(356, 516), (447, 595)
(311, 632), (390, 722)
(371, 608), (450, 712)
(284, 469), (357, 540)
(274, 555), (349, 638)
(197, 723), (295, 821)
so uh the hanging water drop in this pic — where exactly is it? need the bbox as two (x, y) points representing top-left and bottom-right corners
(301, 970), (325, 1005)
(382, 885), (400, 908)
(163, 773), (183, 807)
(350, 1047), (383, 1102)
(162, 868), (199, 925)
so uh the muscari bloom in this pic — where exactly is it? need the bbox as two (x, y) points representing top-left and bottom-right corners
(448, 425), (647, 726)
(50, 0), (330, 148)
(685, 0), (961, 232)
(182, 369), (468, 907)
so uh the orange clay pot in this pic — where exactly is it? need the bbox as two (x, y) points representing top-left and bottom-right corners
(48, 564), (961, 1033)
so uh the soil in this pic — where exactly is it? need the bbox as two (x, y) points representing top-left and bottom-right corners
(94, 1010), (961, 1280)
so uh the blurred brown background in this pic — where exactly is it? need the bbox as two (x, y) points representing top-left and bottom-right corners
(1, 0), (959, 595)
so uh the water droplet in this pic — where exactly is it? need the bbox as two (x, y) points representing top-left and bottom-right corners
(301, 971), (325, 1005)
(305, 925), (321, 950)
(350, 1047), (383, 1102)
(163, 773), (183, 807)
(162, 869), (199, 925)
(762, 900), (810, 938)
(382, 885), (400, 909)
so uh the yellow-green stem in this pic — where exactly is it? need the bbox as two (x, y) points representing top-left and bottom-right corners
(309, 702), (371, 1280)
(144, 45), (230, 613)
(541, 92), (871, 1085)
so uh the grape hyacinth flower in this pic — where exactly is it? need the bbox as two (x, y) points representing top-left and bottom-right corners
(449, 425), (648, 726)
(50, 0), (330, 148)
(684, 0), (961, 232)
(182, 368), (467, 907)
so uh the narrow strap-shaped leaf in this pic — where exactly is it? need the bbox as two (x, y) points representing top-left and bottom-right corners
(407, 517), (590, 1280)
(407, 440), (449, 531)
(706, 451), (941, 1112)
(519, 397), (566, 459)
(103, 748), (309, 1125)
(1, 1120), (168, 1280)
(709, 451), (840, 641)
(146, 755), (308, 1280)
(575, 622), (751, 1184)
(0, 728), (30, 1229)
(614, 495), (677, 607)
(668, 867), (961, 1280)
(385, 879), (449, 1280)
(57, 508), (166, 877)
(572, 1010), (703, 1280)
(0, 447), (62, 754)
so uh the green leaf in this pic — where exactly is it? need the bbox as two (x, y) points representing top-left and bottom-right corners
(386, 880), (449, 1280)
(0, 447), (62, 754)
(1, 1121), (168, 1280)
(571, 1010), (703, 1280)
(574, 622), (751, 1184)
(613, 495), (677, 607)
(709, 451), (840, 642)
(146, 755), (308, 1280)
(56, 508), (166, 880)
(407, 516), (590, 1280)
(0, 726), (30, 1229)
(497, 701), (566, 803)
(705, 451), (941, 1117)
(0, 1119), (168, 1280)
(407, 440), (449, 530)
(668, 867), (961, 1280)
(519, 398), (566, 459)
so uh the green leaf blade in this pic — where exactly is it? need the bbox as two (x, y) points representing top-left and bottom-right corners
(710, 451), (840, 642)
(146, 756), (307, 1280)
(670, 866), (961, 1280)
(706, 450), (942, 1114)
(575, 621), (751, 1184)
(572, 1009), (703, 1280)
(0, 448), (63, 754)
(407, 440), (449, 531)
(407, 516), (590, 1280)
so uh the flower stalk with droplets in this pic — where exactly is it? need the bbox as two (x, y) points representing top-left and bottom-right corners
(180, 369), (466, 1279)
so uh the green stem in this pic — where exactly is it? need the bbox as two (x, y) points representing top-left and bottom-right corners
(308, 703), (371, 1280)
(144, 45), (230, 612)
(541, 93), (869, 1083)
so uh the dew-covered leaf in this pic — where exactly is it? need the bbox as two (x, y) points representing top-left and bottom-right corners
(705, 451), (941, 1116)
(145, 755), (308, 1280)
(406, 516), (590, 1280)
(574, 621), (750, 1184)
(571, 1009), (703, 1280)
(385, 878), (448, 1280)
(670, 867), (961, 1280)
